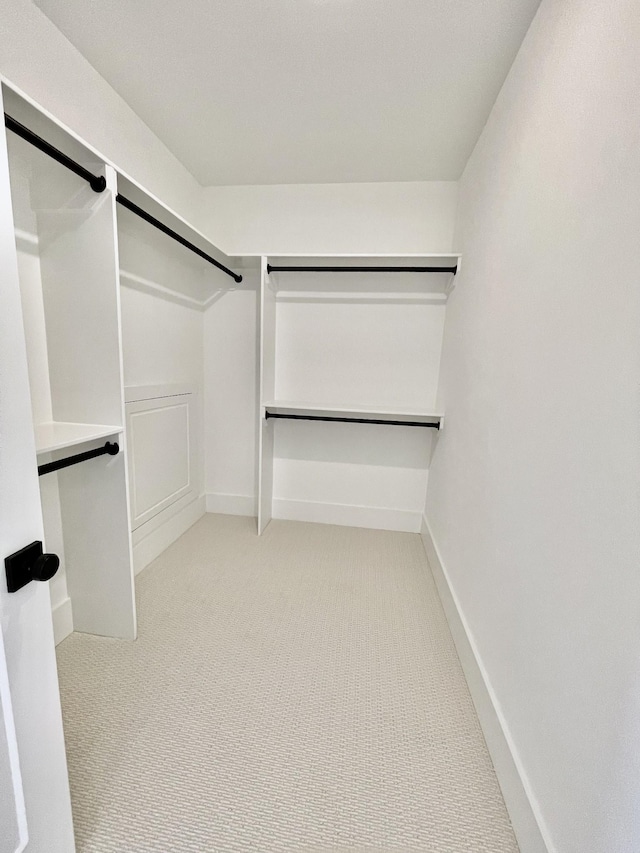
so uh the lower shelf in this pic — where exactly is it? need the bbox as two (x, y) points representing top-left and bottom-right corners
(263, 401), (443, 429)
(34, 421), (122, 455)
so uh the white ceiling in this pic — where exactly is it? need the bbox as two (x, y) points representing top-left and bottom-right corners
(35, 0), (541, 186)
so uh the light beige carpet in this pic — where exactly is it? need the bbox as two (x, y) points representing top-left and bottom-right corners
(57, 514), (518, 852)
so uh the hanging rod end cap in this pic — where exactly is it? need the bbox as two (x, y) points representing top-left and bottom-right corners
(234, 273), (243, 284)
(90, 175), (107, 193)
(106, 442), (119, 456)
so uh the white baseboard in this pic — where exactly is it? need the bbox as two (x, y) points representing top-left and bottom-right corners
(273, 498), (422, 533)
(205, 492), (256, 516)
(420, 515), (552, 853)
(52, 596), (73, 646)
(133, 495), (206, 575)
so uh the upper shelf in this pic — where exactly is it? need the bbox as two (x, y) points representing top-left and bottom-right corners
(116, 175), (254, 284)
(266, 253), (461, 270)
(35, 422), (122, 455)
(265, 254), (461, 299)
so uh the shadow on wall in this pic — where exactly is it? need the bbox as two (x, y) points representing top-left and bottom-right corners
(274, 419), (436, 469)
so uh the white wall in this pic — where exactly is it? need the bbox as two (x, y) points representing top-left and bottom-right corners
(117, 205), (216, 305)
(202, 181), (457, 255)
(120, 274), (205, 499)
(120, 287), (204, 390)
(0, 0), (202, 227)
(120, 279), (207, 571)
(118, 201), (212, 571)
(426, 2), (640, 852)
(118, 200), (210, 400)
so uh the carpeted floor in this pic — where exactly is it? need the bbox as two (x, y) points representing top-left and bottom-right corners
(56, 514), (518, 852)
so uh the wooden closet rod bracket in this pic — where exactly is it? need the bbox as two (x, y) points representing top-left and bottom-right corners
(4, 113), (106, 193)
(265, 412), (440, 429)
(116, 194), (243, 283)
(266, 264), (458, 275)
(38, 442), (119, 477)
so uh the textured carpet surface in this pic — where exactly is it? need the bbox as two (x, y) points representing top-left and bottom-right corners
(57, 514), (518, 852)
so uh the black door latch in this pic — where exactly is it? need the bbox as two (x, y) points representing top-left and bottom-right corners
(5, 541), (60, 593)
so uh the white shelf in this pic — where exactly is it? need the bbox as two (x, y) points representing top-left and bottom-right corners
(34, 421), (122, 455)
(263, 400), (443, 427)
(266, 253), (461, 268)
(117, 175), (254, 277)
(265, 254), (461, 299)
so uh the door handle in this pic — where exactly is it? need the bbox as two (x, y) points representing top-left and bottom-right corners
(4, 541), (60, 593)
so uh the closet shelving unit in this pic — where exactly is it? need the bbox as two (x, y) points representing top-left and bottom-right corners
(1, 79), (246, 642)
(5, 108), (125, 459)
(3, 83), (139, 640)
(258, 254), (461, 534)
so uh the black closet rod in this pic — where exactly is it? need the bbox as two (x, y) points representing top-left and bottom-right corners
(116, 194), (242, 283)
(38, 442), (119, 477)
(4, 113), (106, 193)
(265, 412), (440, 429)
(2, 114), (241, 283)
(267, 264), (457, 275)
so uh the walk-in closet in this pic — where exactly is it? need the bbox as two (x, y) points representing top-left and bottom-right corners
(2, 2), (638, 853)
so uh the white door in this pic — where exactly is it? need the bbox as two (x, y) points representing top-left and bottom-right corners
(0, 626), (26, 852)
(0, 86), (75, 852)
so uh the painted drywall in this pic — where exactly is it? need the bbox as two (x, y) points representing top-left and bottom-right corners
(201, 181), (458, 255)
(120, 278), (207, 565)
(120, 283), (205, 504)
(426, 2), (640, 851)
(120, 286), (204, 390)
(0, 0), (202, 227)
(118, 200), (208, 400)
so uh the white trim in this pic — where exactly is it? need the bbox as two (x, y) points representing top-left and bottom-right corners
(51, 597), (73, 646)
(273, 498), (422, 532)
(131, 490), (197, 544)
(420, 514), (554, 853)
(205, 492), (256, 517)
(133, 494), (205, 575)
